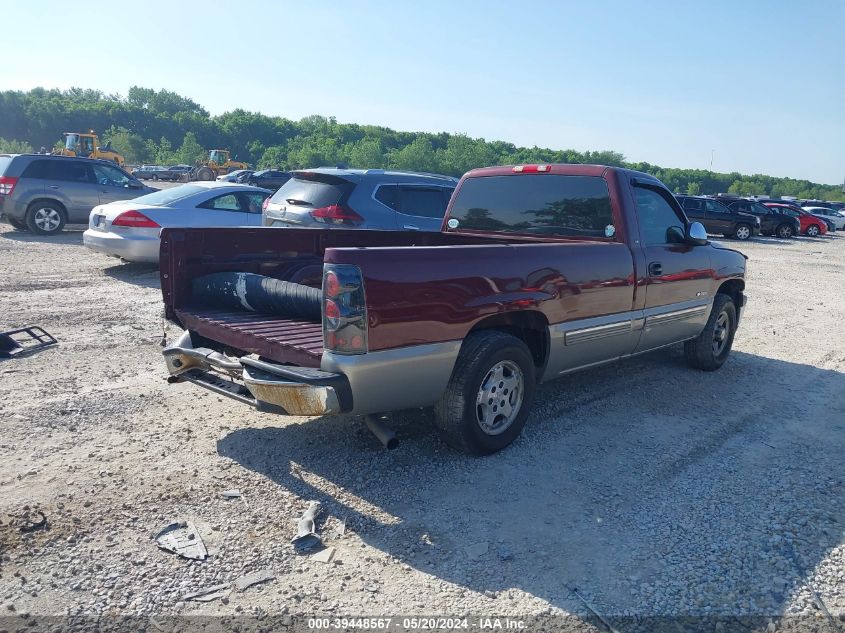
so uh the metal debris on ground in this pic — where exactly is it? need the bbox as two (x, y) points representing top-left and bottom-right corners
(183, 583), (230, 602)
(0, 326), (57, 358)
(291, 501), (322, 551)
(234, 569), (275, 592)
(220, 489), (241, 499)
(569, 586), (621, 633)
(18, 509), (47, 533)
(155, 521), (208, 560)
(310, 546), (336, 564)
(332, 516), (347, 539)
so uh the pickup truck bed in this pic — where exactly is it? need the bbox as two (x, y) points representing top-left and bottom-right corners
(176, 307), (324, 367)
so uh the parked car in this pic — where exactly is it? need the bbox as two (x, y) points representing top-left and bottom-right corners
(216, 169), (253, 183)
(675, 195), (761, 240)
(712, 196), (800, 238)
(167, 165), (193, 180)
(801, 206), (845, 231)
(83, 182), (271, 263)
(263, 168), (459, 232)
(161, 164), (746, 455)
(800, 200), (845, 212)
(0, 154), (154, 234)
(133, 165), (172, 181)
(762, 203), (828, 236)
(246, 169), (291, 191)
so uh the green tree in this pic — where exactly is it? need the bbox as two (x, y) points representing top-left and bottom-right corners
(102, 126), (149, 164)
(686, 182), (701, 195)
(258, 146), (288, 169)
(391, 137), (436, 172)
(345, 138), (384, 169)
(0, 137), (33, 153)
(175, 132), (205, 165)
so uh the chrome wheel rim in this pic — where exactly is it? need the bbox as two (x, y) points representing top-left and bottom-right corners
(808, 226), (819, 236)
(713, 311), (730, 356)
(778, 225), (791, 238)
(736, 226), (750, 240)
(476, 360), (524, 435)
(33, 208), (61, 232)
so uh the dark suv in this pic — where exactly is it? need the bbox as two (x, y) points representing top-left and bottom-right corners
(675, 195), (761, 240)
(0, 154), (154, 234)
(712, 196), (801, 238)
(263, 168), (458, 232)
(246, 169), (291, 191)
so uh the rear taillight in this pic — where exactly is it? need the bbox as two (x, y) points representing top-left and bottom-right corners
(513, 165), (550, 173)
(112, 210), (160, 228)
(322, 264), (367, 355)
(0, 176), (18, 195)
(310, 204), (364, 226)
(262, 196), (270, 212)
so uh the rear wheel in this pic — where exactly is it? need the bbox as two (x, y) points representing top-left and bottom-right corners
(26, 202), (66, 235)
(775, 223), (794, 238)
(733, 223), (752, 240)
(152, 174), (159, 181)
(684, 293), (736, 371)
(434, 331), (536, 455)
(806, 224), (820, 237)
(196, 167), (214, 181)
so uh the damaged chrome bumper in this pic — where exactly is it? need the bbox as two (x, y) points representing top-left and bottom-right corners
(163, 331), (351, 416)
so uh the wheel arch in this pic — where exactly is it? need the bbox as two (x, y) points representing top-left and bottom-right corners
(716, 278), (745, 322)
(465, 310), (550, 378)
(27, 197), (68, 218)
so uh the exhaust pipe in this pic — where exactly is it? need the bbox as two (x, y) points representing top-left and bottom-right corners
(364, 415), (399, 450)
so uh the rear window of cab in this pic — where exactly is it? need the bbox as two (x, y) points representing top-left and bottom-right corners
(446, 174), (614, 238)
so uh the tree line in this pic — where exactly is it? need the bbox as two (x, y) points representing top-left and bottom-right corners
(0, 86), (841, 201)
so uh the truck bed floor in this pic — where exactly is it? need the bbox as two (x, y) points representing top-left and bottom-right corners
(176, 308), (323, 367)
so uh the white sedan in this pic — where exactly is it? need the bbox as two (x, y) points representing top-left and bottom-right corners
(802, 206), (845, 231)
(83, 182), (272, 263)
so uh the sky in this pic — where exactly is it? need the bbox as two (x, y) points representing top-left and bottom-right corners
(4, 0), (844, 184)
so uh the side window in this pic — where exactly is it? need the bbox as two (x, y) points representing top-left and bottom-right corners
(398, 186), (449, 218)
(200, 193), (242, 211)
(20, 160), (51, 179)
(729, 201), (751, 213)
(751, 204), (771, 215)
(635, 186), (686, 246)
(682, 198), (704, 213)
(239, 192), (268, 213)
(92, 164), (130, 187)
(374, 184), (399, 210)
(50, 161), (93, 183)
(705, 200), (729, 214)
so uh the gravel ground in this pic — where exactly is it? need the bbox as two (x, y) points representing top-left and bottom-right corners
(0, 223), (843, 631)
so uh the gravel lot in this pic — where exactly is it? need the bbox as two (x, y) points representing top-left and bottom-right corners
(0, 222), (843, 630)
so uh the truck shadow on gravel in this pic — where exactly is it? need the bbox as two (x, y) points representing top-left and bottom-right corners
(218, 347), (845, 620)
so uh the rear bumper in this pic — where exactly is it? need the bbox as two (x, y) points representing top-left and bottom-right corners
(163, 330), (461, 417)
(163, 330), (351, 416)
(83, 229), (160, 263)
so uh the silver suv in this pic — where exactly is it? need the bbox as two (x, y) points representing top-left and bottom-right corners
(0, 154), (154, 235)
(262, 168), (458, 232)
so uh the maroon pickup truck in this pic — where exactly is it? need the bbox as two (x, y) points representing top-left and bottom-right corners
(161, 164), (747, 454)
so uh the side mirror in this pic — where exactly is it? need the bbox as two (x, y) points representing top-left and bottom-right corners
(686, 221), (708, 245)
(126, 181), (142, 189)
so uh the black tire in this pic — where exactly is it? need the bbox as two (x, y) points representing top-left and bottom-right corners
(7, 217), (28, 231)
(806, 224), (820, 237)
(196, 167), (214, 181)
(684, 294), (737, 371)
(775, 223), (794, 238)
(152, 174), (159, 181)
(25, 201), (66, 235)
(733, 223), (752, 240)
(433, 331), (536, 455)
(191, 272), (321, 320)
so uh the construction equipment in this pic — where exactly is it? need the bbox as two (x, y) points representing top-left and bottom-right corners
(54, 130), (125, 167)
(187, 150), (249, 181)
(0, 326), (57, 358)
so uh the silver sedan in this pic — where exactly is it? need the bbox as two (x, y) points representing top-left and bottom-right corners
(83, 182), (271, 263)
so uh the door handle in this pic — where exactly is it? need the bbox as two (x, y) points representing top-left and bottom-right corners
(48, 185), (59, 189)
(648, 261), (663, 276)
(403, 224), (420, 231)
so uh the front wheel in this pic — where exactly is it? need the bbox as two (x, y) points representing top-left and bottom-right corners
(684, 294), (737, 371)
(434, 331), (536, 455)
(775, 223), (794, 238)
(733, 223), (752, 240)
(806, 224), (820, 237)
